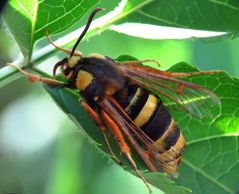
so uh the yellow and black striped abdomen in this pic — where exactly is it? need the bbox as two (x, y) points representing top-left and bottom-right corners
(115, 85), (186, 173)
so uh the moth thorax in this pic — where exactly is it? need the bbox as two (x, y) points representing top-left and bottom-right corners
(87, 53), (105, 60)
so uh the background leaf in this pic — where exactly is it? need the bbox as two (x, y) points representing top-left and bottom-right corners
(5, 0), (238, 63)
(112, 0), (239, 40)
(3, 0), (98, 58)
(121, 0), (239, 32)
(169, 63), (239, 194)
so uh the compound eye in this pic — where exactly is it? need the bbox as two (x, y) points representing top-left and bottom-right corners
(64, 67), (71, 76)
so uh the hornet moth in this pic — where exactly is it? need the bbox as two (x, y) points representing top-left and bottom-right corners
(9, 8), (223, 193)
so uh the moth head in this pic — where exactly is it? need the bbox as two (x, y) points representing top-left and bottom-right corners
(53, 56), (78, 80)
(50, 8), (103, 80)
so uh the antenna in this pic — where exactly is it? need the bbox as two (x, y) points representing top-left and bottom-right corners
(70, 8), (103, 57)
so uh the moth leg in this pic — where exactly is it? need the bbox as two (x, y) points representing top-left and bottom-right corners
(79, 99), (122, 165)
(167, 70), (224, 78)
(101, 110), (152, 193)
(8, 63), (64, 87)
(120, 59), (160, 67)
(45, 29), (83, 57)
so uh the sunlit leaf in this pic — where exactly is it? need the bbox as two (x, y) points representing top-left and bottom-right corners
(110, 23), (226, 40)
(113, 0), (239, 40)
(3, 0), (98, 57)
(168, 63), (239, 194)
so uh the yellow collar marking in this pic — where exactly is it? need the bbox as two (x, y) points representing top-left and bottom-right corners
(76, 70), (94, 91)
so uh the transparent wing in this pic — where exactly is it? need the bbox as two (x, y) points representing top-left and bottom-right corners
(122, 64), (220, 118)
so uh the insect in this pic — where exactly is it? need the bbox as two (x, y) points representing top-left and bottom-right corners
(9, 8), (222, 193)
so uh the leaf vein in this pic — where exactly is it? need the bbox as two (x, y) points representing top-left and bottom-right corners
(34, 0), (85, 34)
(208, 0), (239, 12)
(216, 161), (239, 180)
(16, 0), (33, 19)
(137, 10), (185, 28)
(187, 133), (239, 145)
(182, 158), (233, 193)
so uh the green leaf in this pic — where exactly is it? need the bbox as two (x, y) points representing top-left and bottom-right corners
(7, 0), (237, 60)
(3, 0), (98, 58)
(136, 1), (234, 31)
(112, 0), (239, 40)
(167, 63), (239, 194)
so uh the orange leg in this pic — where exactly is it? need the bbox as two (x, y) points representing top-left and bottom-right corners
(119, 59), (223, 78)
(167, 70), (224, 78)
(79, 99), (122, 164)
(45, 29), (83, 57)
(8, 63), (64, 87)
(101, 110), (152, 193)
(120, 59), (160, 67)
